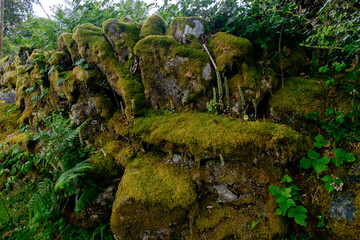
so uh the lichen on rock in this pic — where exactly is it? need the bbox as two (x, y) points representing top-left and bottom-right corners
(102, 19), (140, 63)
(167, 17), (207, 44)
(134, 35), (212, 109)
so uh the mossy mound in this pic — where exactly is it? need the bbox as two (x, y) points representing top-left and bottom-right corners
(140, 15), (167, 38)
(0, 104), (22, 141)
(57, 33), (81, 62)
(73, 23), (146, 116)
(102, 139), (136, 167)
(134, 35), (212, 109)
(268, 77), (353, 120)
(102, 19), (140, 63)
(1, 70), (18, 88)
(48, 51), (72, 67)
(167, 17), (207, 44)
(277, 46), (307, 76)
(110, 110), (308, 161)
(110, 154), (196, 239)
(89, 153), (120, 177)
(208, 32), (253, 74)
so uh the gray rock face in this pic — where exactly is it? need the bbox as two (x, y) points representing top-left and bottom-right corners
(0, 90), (16, 104)
(213, 184), (238, 203)
(330, 192), (356, 222)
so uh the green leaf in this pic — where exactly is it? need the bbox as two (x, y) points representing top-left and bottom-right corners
(294, 213), (307, 226)
(56, 79), (64, 86)
(324, 182), (334, 193)
(312, 158), (328, 174)
(58, 73), (67, 79)
(334, 148), (346, 158)
(288, 207), (296, 218)
(269, 186), (280, 196)
(300, 157), (311, 169)
(320, 175), (333, 183)
(307, 150), (320, 159)
(332, 156), (344, 167)
(345, 153), (356, 163)
(282, 175), (293, 183)
(33, 134), (41, 141)
(295, 206), (308, 214)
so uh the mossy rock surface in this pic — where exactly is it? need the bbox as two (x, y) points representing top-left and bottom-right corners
(268, 77), (353, 120)
(110, 110), (308, 161)
(208, 32), (253, 74)
(0, 104), (22, 142)
(167, 17), (207, 44)
(1, 70), (18, 88)
(58, 33), (81, 62)
(49, 51), (72, 67)
(73, 23), (146, 115)
(140, 15), (167, 38)
(102, 19), (140, 63)
(134, 35), (212, 109)
(110, 153), (196, 239)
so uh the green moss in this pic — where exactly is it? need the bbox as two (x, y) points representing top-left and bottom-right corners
(103, 140), (135, 167)
(208, 32), (253, 73)
(57, 33), (80, 62)
(140, 15), (167, 38)
(49, 69), (77, 103)
(268, 77), (353, 119)
(110, 110), (308, 161)
(73, 23), (146, 115)
(14, 73), (31, 109)
(102, 19), (140, 63)
(0, 104), (22, 141)
(48, 51), (71, 67)
(110, 153), (196, 239)
(134, 35), (211, 108)
(116, 154), (196, 208)
(2, 70), (18, 88)
(89, 153), (120, 177)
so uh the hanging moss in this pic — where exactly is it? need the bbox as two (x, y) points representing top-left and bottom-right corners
(139, 15), (167, 38)
(1, 70), (18, 88)
(208, 32), (253, 74)
(48, 51), (72, 67)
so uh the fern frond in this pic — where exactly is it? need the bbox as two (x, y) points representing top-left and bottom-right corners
(55, 161), (92, 191)
(0, 192), (11, 223)
(75, 187), (99, 214)
(29, 178), (56, 221)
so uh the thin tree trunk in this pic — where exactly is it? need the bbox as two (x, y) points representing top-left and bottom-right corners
(0, 0), (4, 58)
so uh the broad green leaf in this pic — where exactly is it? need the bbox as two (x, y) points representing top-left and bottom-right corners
(332, 156), (343, 167)
(345, 153), (356, 163)
(334, 148), (346, 158)
(300, 157), (311, 169)
(295, 213), (307, 226)
(320, 175), (333, 183)
(269, 186), (280, 196)
(295, 206), (307, 214)
(282, 175), (293, 183)
(307, 150), (320, 160)
(324, 182), (334, 193)
(288, 207), (296, 218)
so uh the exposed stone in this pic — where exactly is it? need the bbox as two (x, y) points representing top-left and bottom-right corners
(167, 17), (207, 44)
(330, 192), (356, 222)
(0, 89), (16, 104)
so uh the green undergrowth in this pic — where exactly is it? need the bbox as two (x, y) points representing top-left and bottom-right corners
(109, 110), (308, 161)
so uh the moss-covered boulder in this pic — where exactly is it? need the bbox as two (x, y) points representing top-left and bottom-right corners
(110, 154), (197, 239)
(208, 32), (253, 74)
(69, 94), (113, 125)
(102, 19), (140, 63)
(73, 23), (146, 115)
(140, 15), (167, 38)
(58, 33), (81, 63)
(268, 77), (353, 120)
(49, 51), (72, 67)
(167, 17), (207, 44)
(134, 35), (212, 109)
(0, 104), (22, 141)
(18, 45), (32, 65)
(109, 110), (308, 161)
(276, 46), (307, 76)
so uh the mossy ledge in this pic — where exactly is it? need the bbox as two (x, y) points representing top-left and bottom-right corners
(109, 110), (309, 161)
